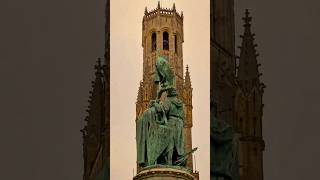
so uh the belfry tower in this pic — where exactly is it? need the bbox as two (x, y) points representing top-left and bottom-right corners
(136, 2), (196, 174)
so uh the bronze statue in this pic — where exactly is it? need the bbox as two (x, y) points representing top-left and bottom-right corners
(211, 98), (239, 180)
(136, 53), (190, 168)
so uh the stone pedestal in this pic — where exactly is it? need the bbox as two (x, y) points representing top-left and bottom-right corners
(133, 167), (195, 180)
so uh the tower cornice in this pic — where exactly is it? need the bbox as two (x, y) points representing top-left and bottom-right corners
(143, 3), (183, 24)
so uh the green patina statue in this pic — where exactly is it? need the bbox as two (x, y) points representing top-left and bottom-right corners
(154, 49), (175, 90)
(211, 98), (239, 180)
(136, 53), (192, 169)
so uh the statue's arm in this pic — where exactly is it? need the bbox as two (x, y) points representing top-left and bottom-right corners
(162, 98), (171, 113)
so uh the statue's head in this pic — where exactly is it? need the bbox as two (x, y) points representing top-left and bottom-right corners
(155, 48), (168, 67)
(167, 88), (177, 97)
(155, 50), (169, 85)
(156, 56), (168, 69)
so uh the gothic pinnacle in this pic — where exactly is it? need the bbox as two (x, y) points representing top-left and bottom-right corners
(95, 58), (102, 69)
(173, 3), (176, 11)
(237, 9), (262, 90)
(145, 7), (148, 15)
(185, 65), (191, 87)
(157, 1), (160, 9)
(137, 81), (144, 103)
(243, 9), (252, 26)
(94, 58), (103, 78)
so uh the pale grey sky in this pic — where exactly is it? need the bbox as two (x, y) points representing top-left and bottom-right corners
(110, 0), (210, 179)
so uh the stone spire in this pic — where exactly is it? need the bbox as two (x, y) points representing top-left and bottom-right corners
(85, 58), (105, 139)
(94, 58), (103, 78)
(137, 81), (143, 103)
(144, 7), (148, 15)
(237, 9), (261, 91)
(184, 65), (192, 88)
(82, 58), (106, 180)
(157, 1), (160, 9)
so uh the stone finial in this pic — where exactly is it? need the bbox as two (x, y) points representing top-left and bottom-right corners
(157, 1), (160, 9)
(144, 7), (148, 15)
(137, 81), (144, 103)
(243, 9), (252, 27)
(173, 3), (176, 11)
(184, 65), (191, 88)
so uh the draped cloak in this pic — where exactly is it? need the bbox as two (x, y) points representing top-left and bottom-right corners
(211, 114), (239, 180)
(136, 96), (185, 167)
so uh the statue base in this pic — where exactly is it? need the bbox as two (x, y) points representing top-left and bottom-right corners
(133, 166), (195, 180)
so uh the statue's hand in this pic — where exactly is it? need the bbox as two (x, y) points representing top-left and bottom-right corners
(154, 103), (163, 112)
(149, 100), (156, 107)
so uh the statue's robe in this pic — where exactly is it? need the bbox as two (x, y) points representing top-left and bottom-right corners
(95, 160), (109, 180)
(136, 96), (185, 167)
(136, 105), (164, 167)
(211, 116), (239, 180)
(163, 96), (185, 159)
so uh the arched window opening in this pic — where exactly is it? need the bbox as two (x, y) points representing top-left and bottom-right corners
(174, 35), (178, 53)
(163, 32), (169, 50)
(151, 32), (157, 51)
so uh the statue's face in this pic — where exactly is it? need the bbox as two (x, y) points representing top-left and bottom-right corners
(156, 57), (167, 68)
(159, 91), (167, 103)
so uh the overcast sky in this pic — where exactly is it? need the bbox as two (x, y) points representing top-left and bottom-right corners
(0, 0), (319, 180)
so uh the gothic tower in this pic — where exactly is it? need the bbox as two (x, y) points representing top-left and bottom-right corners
(211, 0), (266, 179)
(136, 2), (195, 172)
(81, 59), (107, 180)
(81, 0), (110, 180)
(235, 10), (265, 180)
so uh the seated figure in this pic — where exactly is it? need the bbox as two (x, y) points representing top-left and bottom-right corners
(136, 88), (185, 167)
(136, 53), (186, 168)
